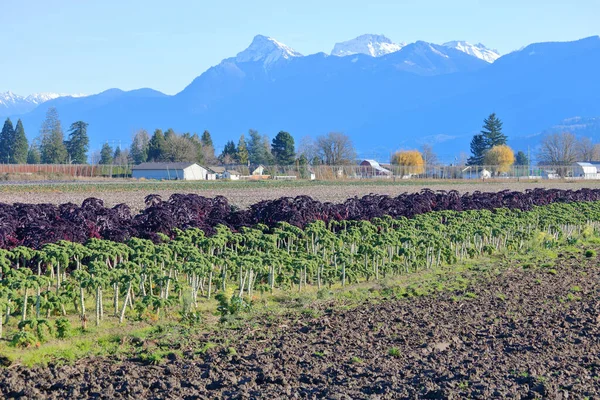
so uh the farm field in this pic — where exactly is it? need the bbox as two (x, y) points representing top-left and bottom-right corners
(1, 187), (600, 398)
(1, 244), (599, 398)
(2, 179), (600, 210)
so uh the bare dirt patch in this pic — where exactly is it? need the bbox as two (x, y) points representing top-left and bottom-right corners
(2, 253), (599, 399)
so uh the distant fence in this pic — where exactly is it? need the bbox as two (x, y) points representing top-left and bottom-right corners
(0, 163), (593, 181)
(0, 164), (132, 178)
(229, 164), (587, 181)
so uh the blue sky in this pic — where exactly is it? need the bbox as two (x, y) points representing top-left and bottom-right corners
(2, 0), (598, 95)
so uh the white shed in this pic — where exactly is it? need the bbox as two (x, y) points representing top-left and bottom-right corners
(223, 170), (241, 180)
(206, 166), (226, 180)
(132, 162), (208, 180)
(251, 165), (266, 176)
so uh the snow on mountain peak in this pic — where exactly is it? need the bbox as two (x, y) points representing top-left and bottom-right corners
(234, 35), (303, 65)
(442, 41), (500, 63)
(332, 34), (406, 57)
(0, 91), (87, 116)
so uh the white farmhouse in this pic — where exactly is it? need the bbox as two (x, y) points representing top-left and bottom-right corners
(132, 162), (209, 180)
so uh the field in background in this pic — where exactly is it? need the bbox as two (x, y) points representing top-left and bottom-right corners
(3, 179), (600, 210)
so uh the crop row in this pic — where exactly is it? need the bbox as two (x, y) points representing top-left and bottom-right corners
(1, 200), (599, 345)
(3, 188), (600, 249)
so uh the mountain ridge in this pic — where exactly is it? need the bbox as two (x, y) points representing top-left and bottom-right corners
(5, 35), (600, 162)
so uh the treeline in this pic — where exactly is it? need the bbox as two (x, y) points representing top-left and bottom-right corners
(2, 107), (359, 167)
(4, 108), (595, 168)
(0, 108), (89, 165)
(130, 128), (357, 167)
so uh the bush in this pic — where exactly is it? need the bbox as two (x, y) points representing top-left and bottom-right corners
(10, 331), (38, 348)
(585, 250), (596, 258)
(55, 318), (72, 339)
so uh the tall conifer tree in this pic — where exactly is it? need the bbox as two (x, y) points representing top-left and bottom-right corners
(11, 120), (29, 164)
(271, 131), (296, 165)
(40, 107), (68, 164)
(481, 113), (507, 148)
(0, 118), (15, 163)
(148, 129), (166, 161)
(237, 134), (249, 165)
(65, 121), (89, 164)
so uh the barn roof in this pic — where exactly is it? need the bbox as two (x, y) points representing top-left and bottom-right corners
(132, 162), (198, 170)
(360, 159), (391, 174)
(207, 166), (226, 173)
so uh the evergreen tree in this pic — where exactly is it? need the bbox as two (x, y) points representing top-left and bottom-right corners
(11, 120), (29, 164)
(201, 130), (213, 148)
(467, 113), (507, 165)
(99, 143), (114, 165)
(271, 131), (296, 165)
(27, 145), (41, 164)
(0, 118), (15, 163)
(248, 130), (272, 165)
(65, 121), (89, 164)
(237, 134), (249, 165)
(466, 134), (486, 166)
(262, 134), (275, 165)
(219, 140), (237, 163)
(164, 128), (176, 142)
(189, 133), (205, 165)
(198, 130), (216, 164)
(148, 129), (166, 161)
(40, 107), (68, 164)
(297, 154), (309, 179)
(113, 147), (121, 160)
(515, 151), (529, 166)
(130, 129), (150, 164)
(481, 113), (507, 148)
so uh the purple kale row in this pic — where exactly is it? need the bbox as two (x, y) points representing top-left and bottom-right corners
(1, 188), (600, 249)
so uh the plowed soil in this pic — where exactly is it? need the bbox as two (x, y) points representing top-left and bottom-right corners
(2, 255), (600, 399)
(3, 180), (600, 210)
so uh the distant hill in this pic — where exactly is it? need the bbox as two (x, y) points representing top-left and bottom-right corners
(9, 35), (600, 162)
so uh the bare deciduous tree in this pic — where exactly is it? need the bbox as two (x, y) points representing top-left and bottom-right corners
(420, 144), (438, 165)
(297, 136), (317, 162)
(575, 136), (599, 161)
(163, 135), (198, 162)
(316, 132), (356, 165)
(114, 148), (130, 165)
(538, 132), (578, 166)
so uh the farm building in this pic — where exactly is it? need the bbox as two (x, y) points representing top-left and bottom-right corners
(462, 166), (492, 179)
(251, 165), (266, 176)
(207, 166), (226, 180)
(572, 162), (600, 179)
(223, 170), (241, 180)
(132, 162), (208, 180)
(359, 160), (392, 177)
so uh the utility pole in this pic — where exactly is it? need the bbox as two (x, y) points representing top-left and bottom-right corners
(528, 145), (531, 178)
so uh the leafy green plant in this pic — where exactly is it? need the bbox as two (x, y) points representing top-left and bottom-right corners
(55, 318), (72, 339)
(388, 347), (401, 358)
(585, 250), (596, 258)
(11, 330), (38, 348)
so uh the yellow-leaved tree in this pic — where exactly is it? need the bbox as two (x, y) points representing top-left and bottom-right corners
(392, 150), (424, 175)
(484, 145), (515, 174)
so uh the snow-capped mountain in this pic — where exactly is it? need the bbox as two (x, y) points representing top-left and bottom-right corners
(0, 91), (86, 117)
(442, 41), (500, 63)
(232, 35), (302, 66)
(332, 34), (406, 57)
